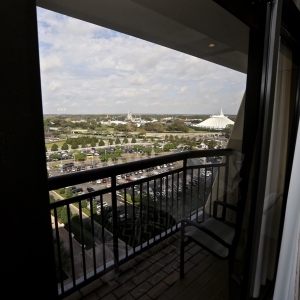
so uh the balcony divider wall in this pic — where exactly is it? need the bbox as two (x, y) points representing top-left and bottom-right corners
(1, 0), (58, 298)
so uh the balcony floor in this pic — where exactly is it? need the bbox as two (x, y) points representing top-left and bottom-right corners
(64, 231), (242, 300)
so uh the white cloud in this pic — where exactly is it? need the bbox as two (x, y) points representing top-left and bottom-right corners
(116, 100), (127, 105)
(40, 55), (62, 72)
(115, 88), (148, 98)
(48, 80), (61, 91)
(37, 7), (246, 115)
(178, 86), (188, 94)
(128, 73), (149, 85)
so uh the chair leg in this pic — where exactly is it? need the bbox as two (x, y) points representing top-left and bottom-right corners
(180, 242), (184, 278)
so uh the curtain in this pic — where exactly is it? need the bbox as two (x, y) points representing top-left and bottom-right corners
(253, 38), (293, 298)
(273, 121), (300, 299)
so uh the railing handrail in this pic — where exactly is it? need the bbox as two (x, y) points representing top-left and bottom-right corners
(48, 148), (232, 190)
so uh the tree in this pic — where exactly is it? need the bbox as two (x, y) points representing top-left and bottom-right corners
(64, 188), (73, 198)
(139, 129), (147, 137)
(75, 152), (87, 161)
(71, 141), (78, 149)
(51, 144), (58, 151)
(108, 138), (114, 145)
(61, 143), (69, 150)
(98, 139), (105, 146)
(115, 137), (121, 144)
(144, 147), (152, 156)
(124, 193), (132, 203)
(123, 137), (128, 144)
(224, 124), (234, 138)
(50, 153), (61, 160)
(131, 137), (136, 143)
(154, 148), (162, 155)
(166, 120), (189, 132)
(207, 140), (218, 149)
(98, 148), (105, 155)
(163, 143), (175, 152)
(52, 130), (60, 137)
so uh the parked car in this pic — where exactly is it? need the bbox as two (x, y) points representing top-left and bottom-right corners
(105, 205), (112, 212)
(119, 214), (129, 221)
(76, 187), (84, 195)
(96, 201), (108, 210)
(108, 209), (121, 218)
(70, 186), (76, 193)
(87, 187), (95, 192)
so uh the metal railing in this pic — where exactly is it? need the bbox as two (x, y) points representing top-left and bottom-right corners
(49, 149), (234, 298)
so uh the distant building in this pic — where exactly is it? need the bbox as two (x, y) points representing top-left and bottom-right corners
(192, 109), (234, 130)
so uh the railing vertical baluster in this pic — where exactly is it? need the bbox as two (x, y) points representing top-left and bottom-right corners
(66, 204), (76, 288)
(203, 165), (209, 219)
(153, 179), (156, 240)
(78, 200), (87, 280)
(100, 194), (106, 272)
(209, 164), (214, 217)
(171, 173), (175, 230)
(216, 164), (220, 204)
(140, 182), (145, 248)
(131, 185), (136, 251)
(159, 177), (162, 240)
(147, 181), (150, 247)
(190, 168), (193, 219)
(176, 171), (179, 224)
(111, 175), (119, 272)
(88, 198), (97, 275)
(222, 153), (230, 221)
(125, 187), (129, 258)
(196, 168), (200, 222)
(182, 157), (187, 219)
(54, 208), (64, 292)
(165, 175), (168, 233)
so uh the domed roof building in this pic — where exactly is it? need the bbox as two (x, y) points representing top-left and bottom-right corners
(193, 109), (234, 130)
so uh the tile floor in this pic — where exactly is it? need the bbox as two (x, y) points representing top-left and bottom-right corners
(63, 232), (242, 300)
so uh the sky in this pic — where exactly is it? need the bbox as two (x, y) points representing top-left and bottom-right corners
(37, 7), (247, 116)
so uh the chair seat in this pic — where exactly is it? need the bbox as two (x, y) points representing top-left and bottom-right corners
(185, 218), (235, 259)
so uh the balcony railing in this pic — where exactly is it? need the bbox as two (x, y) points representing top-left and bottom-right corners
(48, 149), (235, 298)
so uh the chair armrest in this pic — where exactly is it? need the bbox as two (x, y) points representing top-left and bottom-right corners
(180, 218), (231, 248)
(213, 201), (237, 218)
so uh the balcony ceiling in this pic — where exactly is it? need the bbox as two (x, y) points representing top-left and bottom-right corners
(36, 0), (249, 73)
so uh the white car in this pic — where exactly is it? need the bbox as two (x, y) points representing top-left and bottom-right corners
(96, 179), (101, 184)
(96, 202), (108, 210)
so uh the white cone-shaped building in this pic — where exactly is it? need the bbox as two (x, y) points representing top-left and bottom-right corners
(193, 109), (234, 130)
